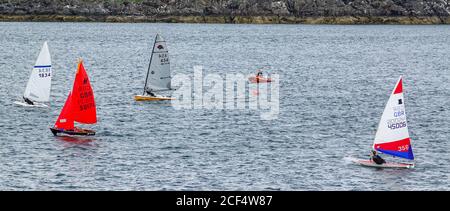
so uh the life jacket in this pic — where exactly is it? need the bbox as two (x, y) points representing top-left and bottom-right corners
(372, 155), (386, 165)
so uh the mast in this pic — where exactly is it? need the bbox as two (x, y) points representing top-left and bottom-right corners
(142, 34), (158, 95)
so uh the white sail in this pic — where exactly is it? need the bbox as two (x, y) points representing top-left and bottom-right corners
(373, 76), (414, 160)
(23, 42), (52, 102)
(144, 34), (172, 92)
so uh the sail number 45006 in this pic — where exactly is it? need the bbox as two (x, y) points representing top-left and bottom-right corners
(388, 121), (406, 130)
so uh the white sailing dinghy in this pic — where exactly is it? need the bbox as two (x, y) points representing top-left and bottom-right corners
(135, 34), (175, 101)
(14, 42), (52, 107)
(354, 77), (415, 169)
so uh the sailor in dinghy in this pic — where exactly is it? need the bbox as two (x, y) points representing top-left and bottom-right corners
(370, 150), (386, 165)
(134, 34), (175, 101)
(14, 41), (52, 107)
(23, 97), (35, 105)
(355, 76), (415, 169)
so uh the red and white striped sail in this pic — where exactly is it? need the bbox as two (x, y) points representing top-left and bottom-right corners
(373, 76), (414, 160)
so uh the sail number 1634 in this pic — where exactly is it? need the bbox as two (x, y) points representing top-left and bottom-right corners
(37, 68), (51, 78)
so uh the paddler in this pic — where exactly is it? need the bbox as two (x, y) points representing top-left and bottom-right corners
(256, 69), (263, 78)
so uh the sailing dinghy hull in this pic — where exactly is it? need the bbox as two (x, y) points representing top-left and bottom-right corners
(50, 127), (96, 136)
(354, 159), (414, 169)
(134, 95), (175, 101)
(14, 101), (48, 108)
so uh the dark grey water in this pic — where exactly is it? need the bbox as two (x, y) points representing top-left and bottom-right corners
(0, 22), (449, 190)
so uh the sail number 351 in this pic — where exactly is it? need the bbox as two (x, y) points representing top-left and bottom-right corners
(398, 145), (409, 151)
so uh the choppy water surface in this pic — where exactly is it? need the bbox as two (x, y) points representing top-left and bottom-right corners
(0, 22), (449, 190)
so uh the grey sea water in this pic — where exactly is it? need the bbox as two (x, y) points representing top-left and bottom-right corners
(0, 22), (449, 190)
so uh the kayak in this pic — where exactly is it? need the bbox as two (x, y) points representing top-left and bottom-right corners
(248, 76), (273, 83)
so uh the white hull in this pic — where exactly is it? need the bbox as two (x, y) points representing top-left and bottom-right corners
(14, 101), (49, 108)
(354, 159), (414, 169)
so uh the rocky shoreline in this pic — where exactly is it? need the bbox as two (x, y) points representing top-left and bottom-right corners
(1, 0), (449, 24)
(1, 15), (449, 24)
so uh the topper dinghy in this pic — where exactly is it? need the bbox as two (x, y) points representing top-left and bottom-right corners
(50, 59), (97, 136)
(134, 34), (175, 101)
(14, 42), (52, 107)
(354, 77), (415, 169)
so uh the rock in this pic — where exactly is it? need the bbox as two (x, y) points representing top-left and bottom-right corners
(271, 1), (290, 15)
(0, 0), (449, 23)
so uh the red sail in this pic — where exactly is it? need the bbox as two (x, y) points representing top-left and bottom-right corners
(71, 60), (97, 124)
(54, 92), (74, 130)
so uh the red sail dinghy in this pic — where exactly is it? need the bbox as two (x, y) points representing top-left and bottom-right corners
(50, 59), (97, 136)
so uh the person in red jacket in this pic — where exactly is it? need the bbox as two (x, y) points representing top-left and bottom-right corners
(256, 69), (263, 78)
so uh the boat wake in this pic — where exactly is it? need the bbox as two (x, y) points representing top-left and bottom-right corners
(343, 156), (360, 164)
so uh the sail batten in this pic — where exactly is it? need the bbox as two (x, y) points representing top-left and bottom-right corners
(373, 77), (414, 160)
(23, 42), (52, 102)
